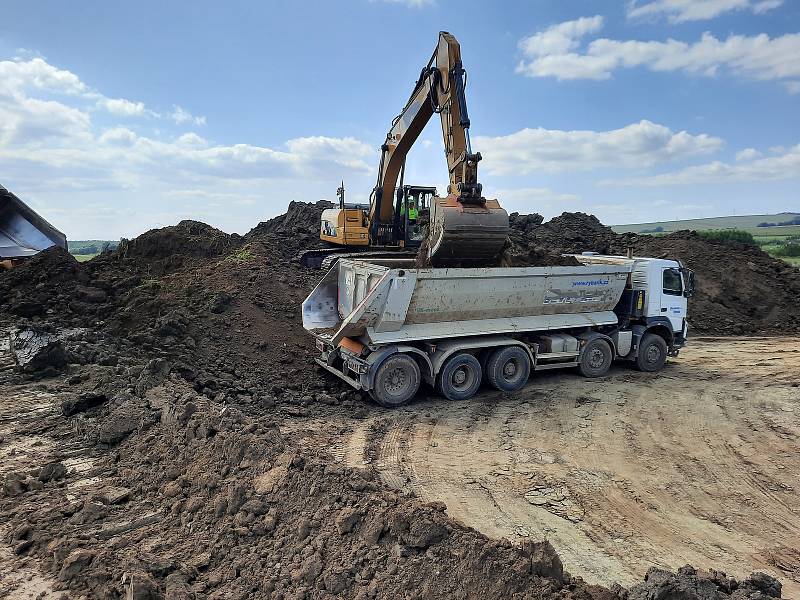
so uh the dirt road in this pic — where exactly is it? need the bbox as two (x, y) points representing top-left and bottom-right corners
(330, 337), (800, 594)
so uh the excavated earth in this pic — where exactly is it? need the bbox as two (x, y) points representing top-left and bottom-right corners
(1, 201), (797, 599)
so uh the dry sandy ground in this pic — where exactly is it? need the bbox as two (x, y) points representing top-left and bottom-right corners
(2, 337), (798, 598)
(325, 337), (800, 595)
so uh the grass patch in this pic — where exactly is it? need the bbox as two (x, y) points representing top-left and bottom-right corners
(73, 253), (99, 262)
(225, 246), (254, 263)
(782, 256), (800, 267)
(696, 229), (756, 245)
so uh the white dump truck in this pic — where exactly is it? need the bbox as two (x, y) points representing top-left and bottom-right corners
(302, 255), (694, 407)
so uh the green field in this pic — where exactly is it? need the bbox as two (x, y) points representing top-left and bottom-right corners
(68, 240), (118, 255)
(612, 213), (800, 234)
(68, 239), (117, 262)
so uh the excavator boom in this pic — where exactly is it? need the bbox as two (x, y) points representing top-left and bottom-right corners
(368, 32), (508, 263)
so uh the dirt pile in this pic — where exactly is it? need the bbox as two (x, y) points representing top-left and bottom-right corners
(0, 246), (80, 318)
(628, 565), (781, 599)
(246, 200), (334, 260)
(610, 231), (800, 334)
(2, 383), (617, 600)
(510, 212), (618, 256)
(501, 211), (800, 334)
(115, 220), (241, 275)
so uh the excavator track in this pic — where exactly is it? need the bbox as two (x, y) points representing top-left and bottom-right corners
(297, 247), (416, 270)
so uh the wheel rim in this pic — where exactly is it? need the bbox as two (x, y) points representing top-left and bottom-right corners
(588, 348), (605, 369)
(384, 366), (410, 396)
(645, 344), (661, 364)
(451, 365), (475, 392)
(503, 359), (518, 379)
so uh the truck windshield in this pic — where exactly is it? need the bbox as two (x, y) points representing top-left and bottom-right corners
(663, 268), (683, 296)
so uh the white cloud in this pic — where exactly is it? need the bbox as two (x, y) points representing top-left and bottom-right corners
(0, 57), (208, 129)
(476, 120), (722, 175)
(170, 105), (206, 126)
(516, 19), (800, 85)
(0, 57), (87, 95)
(518, 16), (604, 57)
(627, 0), (783, 23)
(97, 97), (147, 117)
(602, 144), (800, 186)
(784, 81), (800, 94)
(735, 147), (761, 161)
(0, 55), (378, 237)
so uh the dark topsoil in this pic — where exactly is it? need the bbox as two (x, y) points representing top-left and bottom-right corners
(0, 201), (792, 599)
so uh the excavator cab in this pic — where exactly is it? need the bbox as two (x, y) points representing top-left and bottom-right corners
(396, 185), (434, 246)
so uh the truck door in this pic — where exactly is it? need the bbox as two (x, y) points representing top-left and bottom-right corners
(660, 267), (687, 332)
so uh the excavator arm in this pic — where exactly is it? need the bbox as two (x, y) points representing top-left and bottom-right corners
(368, 32), (508, 263)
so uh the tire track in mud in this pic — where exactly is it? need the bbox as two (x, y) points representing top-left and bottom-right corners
(338, 338), (800, 594)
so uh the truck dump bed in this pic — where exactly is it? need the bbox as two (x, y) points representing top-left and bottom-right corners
(0, 186), (67, 259)
(302, 258), (632, 345)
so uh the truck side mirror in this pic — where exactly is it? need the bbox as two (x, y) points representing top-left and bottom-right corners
(682, 269), (695, 298)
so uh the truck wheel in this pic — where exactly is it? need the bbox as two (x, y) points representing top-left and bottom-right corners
(370, 354), (421, 408)
(486, 346), (530, 392)
(437, 353), (482, 401)
(578, 338), (612, 378)
(635, 333), (668, 372)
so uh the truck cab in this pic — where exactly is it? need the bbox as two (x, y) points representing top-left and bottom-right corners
(575, 254), (695, 352)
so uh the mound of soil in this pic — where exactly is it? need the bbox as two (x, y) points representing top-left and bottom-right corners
(114, 220), (241, 275)
(610, 231), (800, 334)
(499, 211), (800, 334)
(2, 387), (618, 599)
(0, 246), (80, 318)
(246, 200), (334, 260)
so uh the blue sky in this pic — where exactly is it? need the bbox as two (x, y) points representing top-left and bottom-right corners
(1, 0), (798, 239)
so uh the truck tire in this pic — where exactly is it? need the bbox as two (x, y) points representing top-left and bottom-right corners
(486, 346), (530, 392)
(437, 353), (482, 401)
(635, 333), (668, 372)
(370, 354), (421, 408)
(578, 338), (612, 378)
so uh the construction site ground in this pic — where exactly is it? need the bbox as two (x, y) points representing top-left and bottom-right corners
(2, 336), (798, 598)
(291, 336), (800, 594)
(2, 204), (798, 598)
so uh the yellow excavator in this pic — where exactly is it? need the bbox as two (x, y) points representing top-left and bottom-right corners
(303, 31), (508, 268)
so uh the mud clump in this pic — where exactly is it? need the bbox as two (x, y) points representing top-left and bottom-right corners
(628, 565), (781, 599)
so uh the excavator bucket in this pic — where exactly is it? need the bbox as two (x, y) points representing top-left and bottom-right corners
(427, 195), (509, 264)
(0, 186), (67, 267)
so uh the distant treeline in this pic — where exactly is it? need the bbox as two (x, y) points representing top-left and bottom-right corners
(67, 240), (119, 255)
(757, 216), (800, 227)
